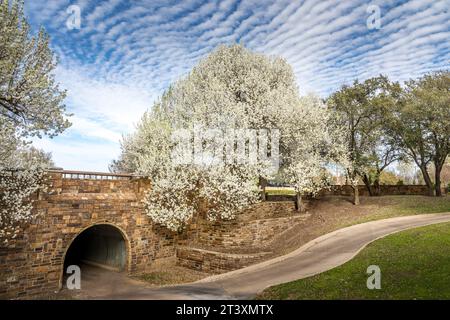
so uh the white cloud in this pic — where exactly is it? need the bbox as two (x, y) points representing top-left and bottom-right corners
(56, 65), (155, 133)
(69, 116), (122, 143)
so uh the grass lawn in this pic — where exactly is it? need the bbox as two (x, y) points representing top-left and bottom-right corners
(258, 221), (450, 299)
(265, 187), (296, 196)
(333, 195), (450, 229)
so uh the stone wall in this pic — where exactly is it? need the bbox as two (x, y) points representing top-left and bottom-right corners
(192, 214), (307, 251)
(320, 184), (441, 197)
(0, 172), (177, 299)
(177, 202), (310, 273)
(177, 247), (272, 274)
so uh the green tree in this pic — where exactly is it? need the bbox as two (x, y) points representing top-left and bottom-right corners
(328, 75), (403, 200)
(383, 71), (450, 196)
(379, 170), (400, 185)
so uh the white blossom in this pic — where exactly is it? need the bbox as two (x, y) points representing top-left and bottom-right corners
(0, 0), (67, 244)
(0, 147), (50, 244)
(114, 44), (349, 231)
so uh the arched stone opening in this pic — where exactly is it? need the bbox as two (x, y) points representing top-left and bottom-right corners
(63, 224), (128, 273)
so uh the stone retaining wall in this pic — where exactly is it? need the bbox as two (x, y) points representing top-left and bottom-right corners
(320, 185), (440, 197)
(192, 214), (308, 251)
(177, 202), (310, 273)
(176, 247), (272, 274)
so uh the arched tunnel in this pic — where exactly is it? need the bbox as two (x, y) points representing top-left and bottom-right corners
(64, 224), (127, 273)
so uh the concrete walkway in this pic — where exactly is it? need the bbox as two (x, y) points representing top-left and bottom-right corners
(84, 213), (450, 299)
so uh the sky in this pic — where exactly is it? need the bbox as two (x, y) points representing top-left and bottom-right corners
(23, 0), (450, 172)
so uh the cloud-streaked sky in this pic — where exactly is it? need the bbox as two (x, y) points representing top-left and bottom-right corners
(24, 0), (450, 171)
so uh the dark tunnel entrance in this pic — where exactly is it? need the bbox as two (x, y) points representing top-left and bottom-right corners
(64, 224), (127, 272)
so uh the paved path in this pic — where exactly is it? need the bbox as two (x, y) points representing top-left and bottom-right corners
(73, 213), (450, 299)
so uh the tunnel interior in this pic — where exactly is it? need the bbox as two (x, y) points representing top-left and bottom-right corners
(64, 224), (127, 272)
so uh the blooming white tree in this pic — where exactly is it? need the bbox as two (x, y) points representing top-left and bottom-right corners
(278, 94), (350, 209)
(113, 44), (349, 231)
(0, 0), (69, 244)
(1, 115), (55, 243)
(0, 0), (70, 138)
(0, 152), (50, 243)
(0, 121), (54, 242)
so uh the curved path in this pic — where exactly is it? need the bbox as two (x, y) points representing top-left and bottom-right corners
(88, 213), (450, 299)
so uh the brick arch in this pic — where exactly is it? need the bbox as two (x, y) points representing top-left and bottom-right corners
(58, 222), (132, 290)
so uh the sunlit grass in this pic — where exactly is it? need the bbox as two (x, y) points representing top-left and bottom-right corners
(265, 187), (296, 196)
(258, 221), (450, 299)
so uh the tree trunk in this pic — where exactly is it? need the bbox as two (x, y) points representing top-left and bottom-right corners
(353, 186), (360, 205)
(419, 165), (434, 196)
(373, 177), (381, 196)
(362, 174), (373, 196)
(259, 177), (267, 201)
(435, 164), (443, 197)
(295, 192), (303, 212)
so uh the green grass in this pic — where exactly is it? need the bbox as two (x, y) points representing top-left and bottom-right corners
(337, 195), (450, 229)
(258, 221), (450, 299)
(265, 187), (296, 196)
(369, 196), (450, 215)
